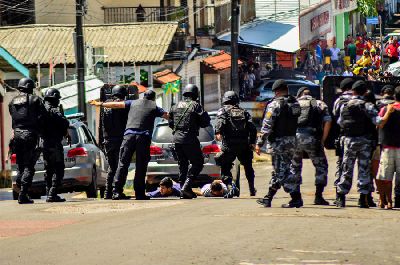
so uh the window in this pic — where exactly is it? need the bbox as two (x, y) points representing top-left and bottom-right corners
(189, 76), (196, 85)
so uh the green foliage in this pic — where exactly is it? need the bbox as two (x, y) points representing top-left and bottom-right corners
(357, 0), (378, 17)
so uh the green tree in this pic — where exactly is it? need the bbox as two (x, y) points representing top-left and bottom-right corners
(357, 0), (383, 17)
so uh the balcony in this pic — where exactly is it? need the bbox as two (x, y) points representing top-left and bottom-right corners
(103, 6), (187, 24)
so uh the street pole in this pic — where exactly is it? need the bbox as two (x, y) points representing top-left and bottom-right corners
(76, 0), (86, 119)
(231, 0), (240, 94)
(379, 15), (384, 72)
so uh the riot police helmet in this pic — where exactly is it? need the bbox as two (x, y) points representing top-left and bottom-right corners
(222, 91), (240, 105)
(143, 90), (156, 101)
(182, 84), (199, 100)
(111, 85), (127, 99)
(44, 88), (61, 100)
(17, 77), (35, 94)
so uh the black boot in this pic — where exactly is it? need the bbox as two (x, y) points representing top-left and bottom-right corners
(256, 188), (277, 207)
(104, 181), (113, 200)
(180, 178), (197, 199)
(395, 197), (400, 208)
(282, 192), (304, 208)
(112, 190), (130, 200)
(248, 181), (257, 196)
(46, 187), (66, 203)
(18, 193), (34, 204)
(314, 185), (329, 205)
(366, 193), (377, 207)
(359, 193), (369, 208)
(335, 193), (345, 208)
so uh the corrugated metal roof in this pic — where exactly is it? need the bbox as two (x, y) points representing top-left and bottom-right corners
(0, 23), (178, 65)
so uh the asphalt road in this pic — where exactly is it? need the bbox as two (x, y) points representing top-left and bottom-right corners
(0, 151), (399, 265)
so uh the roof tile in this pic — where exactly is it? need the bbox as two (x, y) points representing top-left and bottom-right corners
(202, 52), (242, 71)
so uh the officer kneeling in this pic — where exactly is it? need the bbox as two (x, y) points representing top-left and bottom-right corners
(215, 91), (257, 198)
(42, 88), (70, 202)
(255, 80), (302, 208)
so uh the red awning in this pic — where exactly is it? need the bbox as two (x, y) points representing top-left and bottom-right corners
(130, 82), (147, 93)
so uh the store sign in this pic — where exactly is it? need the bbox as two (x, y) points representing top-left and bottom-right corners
(310, 11), (330, 31)
(300, 1), (332, 47)
(332, 0), (357, 16)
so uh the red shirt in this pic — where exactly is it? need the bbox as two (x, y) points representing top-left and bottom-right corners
(386, 43), (399, 58)
(356, 42), (366, 56)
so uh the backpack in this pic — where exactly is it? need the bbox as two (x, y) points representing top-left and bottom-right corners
(228, 106), (247, 133)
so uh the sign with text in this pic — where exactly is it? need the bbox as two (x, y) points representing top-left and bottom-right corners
(366, 17), (379, 25)
(332, 0), (358, 16)
(300, 0), (332, 47)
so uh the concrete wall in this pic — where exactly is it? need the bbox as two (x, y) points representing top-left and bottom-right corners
(35, 0), (181, 24)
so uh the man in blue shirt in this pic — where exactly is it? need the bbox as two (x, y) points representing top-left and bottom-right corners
(147, 177), (181, 198)
(91, 90), (168, 200)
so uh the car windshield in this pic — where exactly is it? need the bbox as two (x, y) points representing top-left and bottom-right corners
(61, 127), (79, 146)
(153, 124), (215, 143)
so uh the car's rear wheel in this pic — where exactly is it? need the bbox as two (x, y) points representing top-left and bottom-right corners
(86, 167), (98, 198)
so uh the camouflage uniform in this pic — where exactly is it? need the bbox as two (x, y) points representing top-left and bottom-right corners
(332, 91), (353, 187)
(290, 96), (331, 187)
(337, 96), (381, 195)
(257, 98), (301, 194)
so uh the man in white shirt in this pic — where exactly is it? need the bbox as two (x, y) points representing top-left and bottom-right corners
(330, 43), (341, 70)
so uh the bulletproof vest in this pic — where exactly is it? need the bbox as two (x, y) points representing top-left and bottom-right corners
(42, 102), (69, 140)
(273, 96), (300, 137)
(9, 93), (41, 132)
(334, 94), (351, 120)
(125, 99), (158, 132)
(224, 105), (248, 141)
(381, 109), (400, 147)
(297, 98), (321, 131)
(102, 99), (128, 139)
(341, 99), (371, 137)
(173, 99), (198, 133)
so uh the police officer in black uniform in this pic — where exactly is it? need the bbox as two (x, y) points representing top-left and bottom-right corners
(168, 84), (211, 199)
(91, 90), (168, 200)
(101, 85), (129, 199)
(42, 88), (69, 202)
(9, 78), (46, 204)
(215, 91), (257, 198)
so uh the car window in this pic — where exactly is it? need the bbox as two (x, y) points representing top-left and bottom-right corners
(78, 127), (89, 144)
(61, 127), (79, 146)
(81, 126), (94, 144)
(153, 124), (215, 143)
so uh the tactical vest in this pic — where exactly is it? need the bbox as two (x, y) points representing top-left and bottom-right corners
(102, 99), (128, 139)
(341, 99), (370, 137)
(9, 93), (41, 132)
(173, 99), (198, 133)
(382, 109), (400, 147)
(273, 96), (300, 137)
(224, 105), (248, 142)
(297, 98), (321, 133)
(125, 99), (158, 132)
(42, 102), (69, 140)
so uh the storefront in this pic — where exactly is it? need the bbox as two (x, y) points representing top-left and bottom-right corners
(299, 0), (333, 49)
(332, 0), (358, 49)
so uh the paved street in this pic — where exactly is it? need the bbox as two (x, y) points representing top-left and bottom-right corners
(0, 151), (399, 265)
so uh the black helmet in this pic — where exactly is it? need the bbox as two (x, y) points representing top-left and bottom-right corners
(183, 84), (199, 100)
(222, 91), (239, 105)
(17, 77), (35, 93)
(143, 90), (156, 101)
(112, 85), (127, 99)
(44, 88), (61, 100)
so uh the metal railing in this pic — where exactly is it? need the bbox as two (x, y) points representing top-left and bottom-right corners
(103, 6), (187, 23)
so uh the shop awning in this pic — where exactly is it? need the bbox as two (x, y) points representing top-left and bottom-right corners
(202, 51), (242, 71)
(46, 75), (104, 111)
(130, 82), (147, 93)
(153, 69), (181, 84)
(217, 19), (299, 53)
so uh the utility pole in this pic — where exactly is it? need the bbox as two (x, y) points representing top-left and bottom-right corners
(76, 0), (86, 119)
(230, 0), (240, 94)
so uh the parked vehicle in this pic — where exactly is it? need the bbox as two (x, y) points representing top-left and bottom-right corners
(145, 113), (222, 191)
(11, 117), (108, 199)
